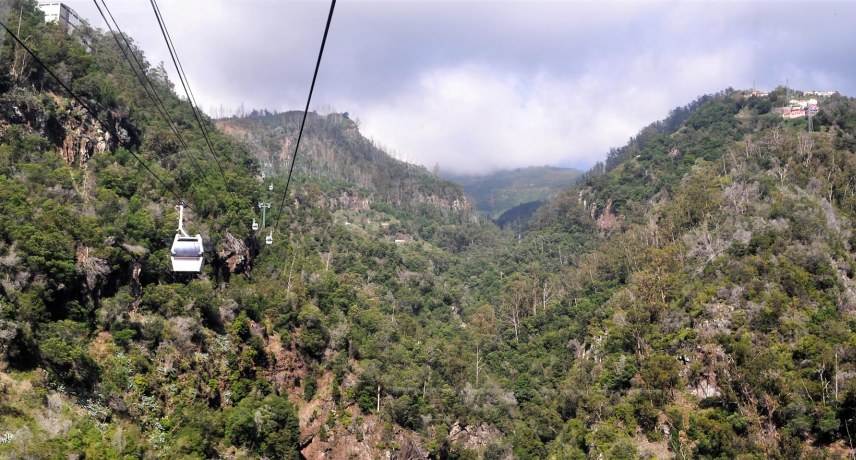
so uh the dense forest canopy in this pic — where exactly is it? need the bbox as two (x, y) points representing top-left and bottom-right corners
(5, 1), (856, 458)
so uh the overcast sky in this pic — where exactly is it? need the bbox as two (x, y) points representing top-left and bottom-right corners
(69, 0), (856, 175)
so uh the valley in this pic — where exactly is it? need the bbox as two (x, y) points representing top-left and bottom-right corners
(3, 2), (856, 459)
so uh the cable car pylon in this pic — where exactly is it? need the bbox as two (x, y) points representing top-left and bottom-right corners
(259, 202), (271, 230)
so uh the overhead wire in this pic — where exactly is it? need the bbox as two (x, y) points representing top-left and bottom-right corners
(93, 0), (208, 205)
(272, 0), (337, 233)
(149, 0), (209, 146)
(148, 0), (234, 197)
(0, 3), (10, 59)
(0, 18), (187, 205)
(93, 0), (189, 153)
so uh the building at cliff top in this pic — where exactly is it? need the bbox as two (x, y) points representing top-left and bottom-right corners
(36, 2), (83, 33)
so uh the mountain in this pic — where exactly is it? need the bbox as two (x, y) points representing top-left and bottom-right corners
(1, 5), (485, 458)
(5, 3), (856, 457)
(495, 200), (544, 233)
(444, 165), (582, 218)
(215, 112), (473, 219)
(515, 87), (856, 458)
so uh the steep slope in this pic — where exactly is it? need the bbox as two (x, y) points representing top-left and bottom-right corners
(6, 2), (856, 457)
(216, 113), (472, 219)
(495, 200), (544, 232)
(283, 89), (856, 459)
(0, 4), (305, 458)
(1, 4), (486, 458)
(508, 88), (856, 458)
(446, 165), (582, 218)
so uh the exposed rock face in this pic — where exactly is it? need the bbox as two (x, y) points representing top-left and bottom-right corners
(447, 420), (502, 452)
(59, 108), (113, 167)
(75, 246), (110, 302)
(215, 115), (475, 219)
(300, 189), (474, 218)
(332, 191), (371, 212)
(596, 198), (622, 234)
(217, 231), (252, 274)
(0, 90), (48, 130)
(688, 343), (728, 400)
(394, 435), (428, 460)
(0, 319), (20, 368)
(300, 409), (431, 460)
(120, 243), (149, 302)
(391, 192), (474, 215)
(0, 91), (122, 168)
(579, 188), (622, 234)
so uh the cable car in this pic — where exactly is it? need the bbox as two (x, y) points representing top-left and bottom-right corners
(268, 183), (274, 191)
(252, 218), (259, 231)
(170, 202), (204, 272)
(265, 230), (273, 245)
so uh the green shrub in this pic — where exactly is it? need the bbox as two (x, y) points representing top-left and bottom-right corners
(39, 320), (98, 387)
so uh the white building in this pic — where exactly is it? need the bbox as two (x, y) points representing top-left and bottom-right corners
(36, 2), (83, 33)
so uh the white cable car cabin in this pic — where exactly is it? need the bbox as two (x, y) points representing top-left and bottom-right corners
(268, 183), (274, 191)
(252, 218), (259, 231)
(265, 230), (273, 245)
(170, 203), (204, 272)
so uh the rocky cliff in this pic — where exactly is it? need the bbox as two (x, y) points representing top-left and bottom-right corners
(0, 89), (129, 168)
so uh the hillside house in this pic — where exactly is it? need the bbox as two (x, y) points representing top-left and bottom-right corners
(36, 2), (83, 33)
(773, 98), (819, 120)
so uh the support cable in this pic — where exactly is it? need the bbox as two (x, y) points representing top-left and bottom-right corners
(94, 0), (209, 204)
(0, 19), (187, 205)
(272, 0), (337, 232)
(148, 0), (233, 195)
(94, 0), (189, 152)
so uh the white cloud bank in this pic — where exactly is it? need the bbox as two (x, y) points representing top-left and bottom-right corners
(358, 46), (753, 174)
(69, 0), (856, 175)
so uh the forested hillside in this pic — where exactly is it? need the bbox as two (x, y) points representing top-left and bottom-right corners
(520, 88), (856, 458)
(5, 1), (856, 459)
(445, 166), (582, 219)
(216, 113), (470, 218)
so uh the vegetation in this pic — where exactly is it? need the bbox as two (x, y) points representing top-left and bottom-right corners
(4, 1), (856, 458)
(445, 166), (581, 218)
(495, 200), (544, 233)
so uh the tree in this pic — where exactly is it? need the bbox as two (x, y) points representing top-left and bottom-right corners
(499, 273), (533, 342)
(297, 304), (329, 359)
(38, 320), (98, 388)
(225, 394), (300, 458)
(470, 304), (496, 387)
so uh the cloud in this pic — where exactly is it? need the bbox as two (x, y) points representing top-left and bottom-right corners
(68, 0), (856, 174)
(357, 43), (756, 175)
